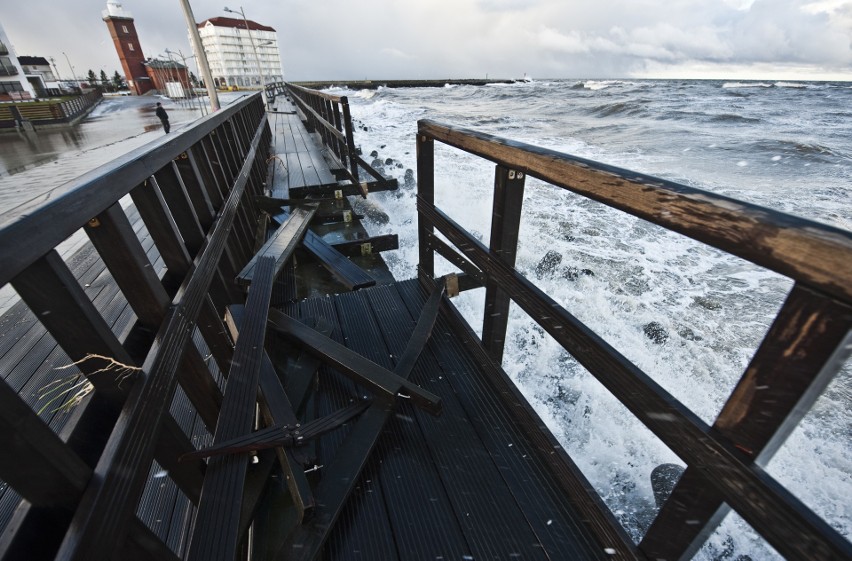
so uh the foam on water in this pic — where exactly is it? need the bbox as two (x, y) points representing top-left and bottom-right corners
(344, 79), (852, 558)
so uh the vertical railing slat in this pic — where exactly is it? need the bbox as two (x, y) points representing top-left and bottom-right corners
(416, 134), (435, 280)
(481, 165), (526, 363)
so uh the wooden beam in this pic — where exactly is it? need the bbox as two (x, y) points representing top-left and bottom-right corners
(482, 165), (525, 363)
(224, 305), (316, 522)
(266, 309), (442, 416)
(419, 119), (852, 304)
(287, 177), (398, 200)
(330, 234), (399, 257)
(640, 283), (852, 560)
(187, 256), (276, 561)
(302, 230), (376, 290)
(236, 204), (317, 287)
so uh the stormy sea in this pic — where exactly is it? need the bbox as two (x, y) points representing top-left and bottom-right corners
(336, 79), (851, 560)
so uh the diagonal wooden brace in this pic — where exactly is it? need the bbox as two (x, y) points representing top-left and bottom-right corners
(266, 309), (443, 416)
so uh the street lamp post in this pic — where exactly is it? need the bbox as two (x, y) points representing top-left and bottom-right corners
(62, 51), (80, 92)
(178, 0), (220, 111)
(224, 6), (267, 107)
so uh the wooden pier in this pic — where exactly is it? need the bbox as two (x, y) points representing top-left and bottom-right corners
(0, 82), (849, 561)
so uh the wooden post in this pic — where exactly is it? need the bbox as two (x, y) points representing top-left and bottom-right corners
(416, 133), (435, 281)
(482, 165), (525, 364)
(640, 283), (852, 560)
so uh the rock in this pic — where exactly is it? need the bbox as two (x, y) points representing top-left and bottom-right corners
(677, 326), (702, 341)
(352, 198), (390, 225)
(384, 157), (394, 165)
(650, 464), (685, 508)
(403, 169), (416, 188)
(370, 158), (385, 171)
(563, 267), (594, 281)
(369, 150), (378, 158)
(692, 296), (722, 310)
(643, 321), (669, 344)
(396, 162), (403, 168)
(535, 250), (562, 277)
(380, 144), (386, 149)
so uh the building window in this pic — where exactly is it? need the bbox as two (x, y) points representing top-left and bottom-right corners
(122, 25), (129, 33)
(0, 81), (24, 93)
(128, 43), (135, 51)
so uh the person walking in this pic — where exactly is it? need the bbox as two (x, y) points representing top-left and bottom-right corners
(155, 102), (170, 133)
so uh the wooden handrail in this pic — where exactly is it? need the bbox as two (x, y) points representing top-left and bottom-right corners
(416, 119), (852, 561)
(419, 119), (852, 305)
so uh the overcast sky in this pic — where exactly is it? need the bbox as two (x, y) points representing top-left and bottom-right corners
(3, 0), (851, 81)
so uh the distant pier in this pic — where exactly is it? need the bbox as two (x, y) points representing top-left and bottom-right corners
(292, 78), (516, 90)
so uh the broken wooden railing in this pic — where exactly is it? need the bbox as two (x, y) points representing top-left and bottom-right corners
(284, 82), (392, 197)
(416, 119), (852, 561)
(0, 92), (269, 560)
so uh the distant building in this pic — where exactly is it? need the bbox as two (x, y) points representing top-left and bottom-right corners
(101, 0), (153, 95)
(0, 21), (37, 101)
(143, 58), (191, 97)
(196, 17), (282, 89)
(17, 56), (66, 97)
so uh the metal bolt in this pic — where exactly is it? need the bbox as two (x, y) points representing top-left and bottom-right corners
(508, 170), (516, 179)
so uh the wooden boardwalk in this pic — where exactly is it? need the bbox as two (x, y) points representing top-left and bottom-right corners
(3, 84), (842, 561)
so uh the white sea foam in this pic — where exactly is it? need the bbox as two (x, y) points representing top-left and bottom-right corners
(722, 82), (773, 88)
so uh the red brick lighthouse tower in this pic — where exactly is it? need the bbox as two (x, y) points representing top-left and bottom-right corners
(102, 0), (152, 95)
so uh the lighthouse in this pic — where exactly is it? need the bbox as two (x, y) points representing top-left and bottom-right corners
(102, 0), (152, 95)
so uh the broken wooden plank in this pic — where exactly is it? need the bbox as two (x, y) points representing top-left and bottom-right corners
(187, 256), (276, 561)
(266, 309), (442, 416)
(302, 230), (376, 291)
(288, 178), (398, 200)
(236, 204), (317, 287)
(329, 234), (399, 257)
(224, 305), (316, 525)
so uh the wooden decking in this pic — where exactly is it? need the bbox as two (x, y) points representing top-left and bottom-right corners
(268, 106), (337, 198)
(268, 278), (608, 560)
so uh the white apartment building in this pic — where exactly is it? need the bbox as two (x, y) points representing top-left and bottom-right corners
(196, 17), (283, 89)
(0, 21), (37, 101)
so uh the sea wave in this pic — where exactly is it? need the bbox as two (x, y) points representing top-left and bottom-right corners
(722, 82), (773, 88)
(708, 113), (761, 124)
(588, 101), (646, 117)
(582, 79), (634, 90)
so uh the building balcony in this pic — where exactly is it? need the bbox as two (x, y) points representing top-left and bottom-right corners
(0, 67), (20, 76)
(0, 43), (8, 56)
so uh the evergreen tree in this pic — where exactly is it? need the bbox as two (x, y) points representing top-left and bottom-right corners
(99, 70), (111, 92)
(112, 71), (125, 90)
(86, 69), (97, 85)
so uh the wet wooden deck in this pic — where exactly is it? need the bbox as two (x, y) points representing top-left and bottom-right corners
(268, 278), (608, 560)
